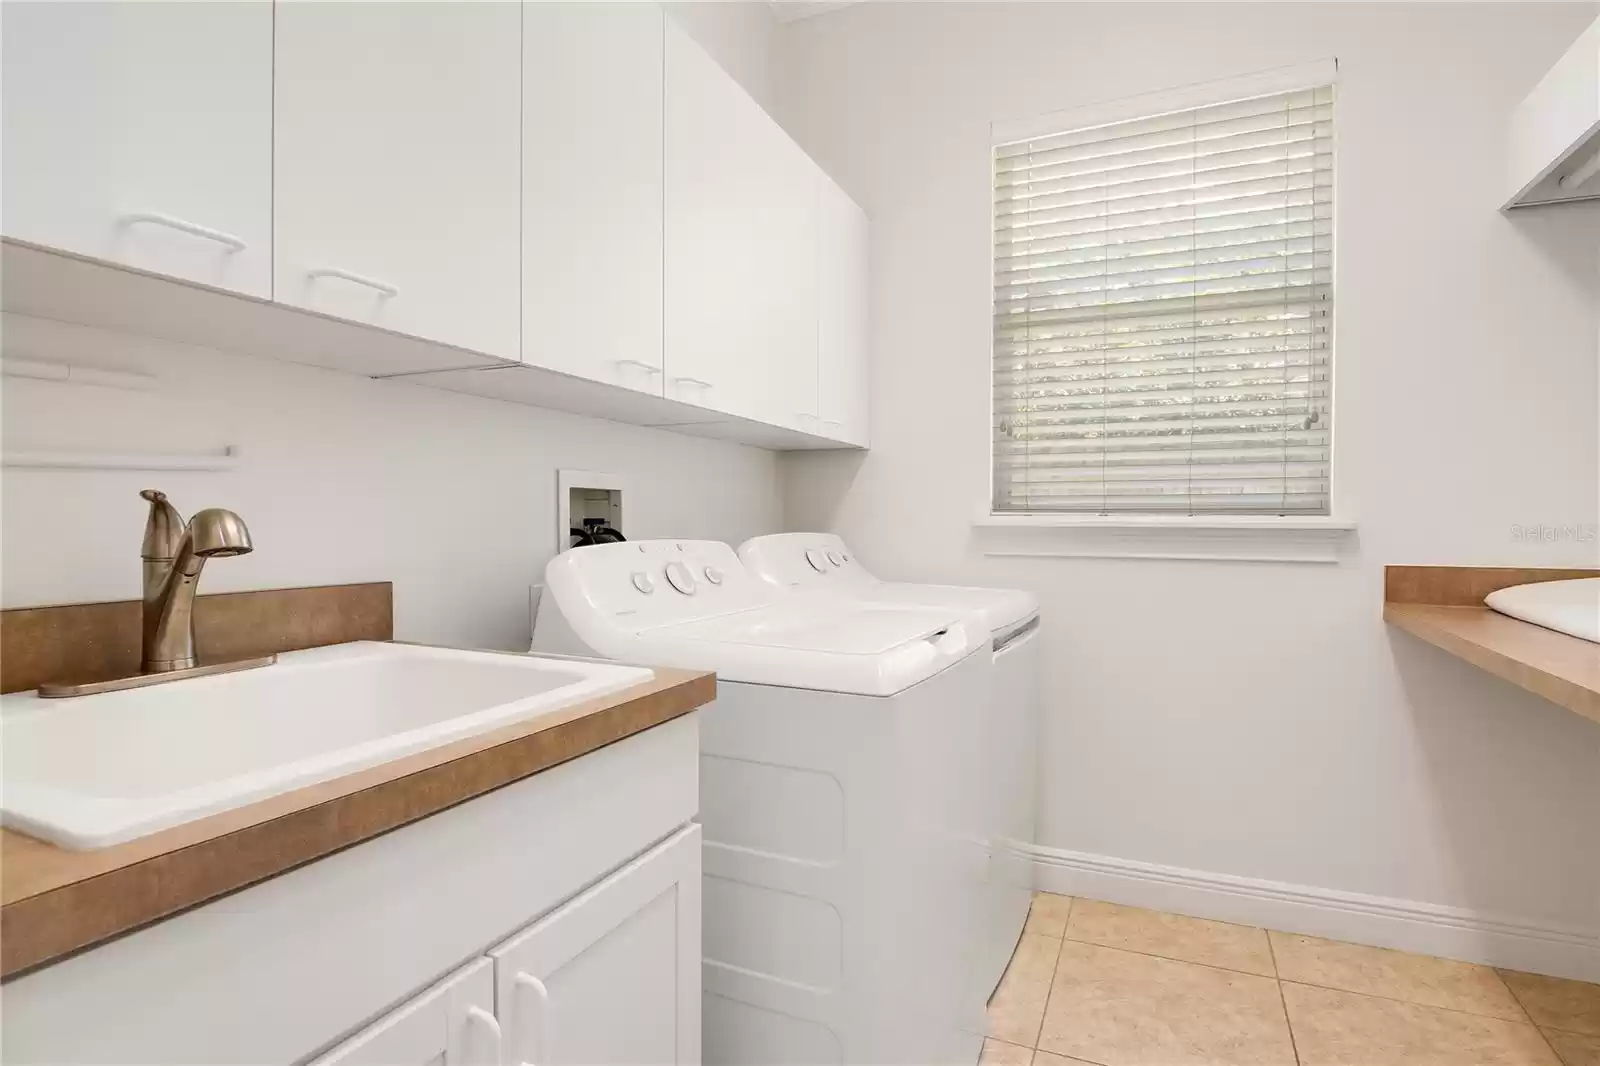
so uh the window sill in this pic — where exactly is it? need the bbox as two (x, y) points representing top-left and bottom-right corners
(973, 513), (1358, 563)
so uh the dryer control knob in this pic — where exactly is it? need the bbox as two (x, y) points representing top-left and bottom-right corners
(631, 572), (655, 594)
(826, 550), (843, 567)
(805, 547), (828, 573)
(665, 561), (697, 595)
(703, 566), (724, 585)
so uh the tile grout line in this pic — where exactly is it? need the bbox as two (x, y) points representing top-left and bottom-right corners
(1267, 933), (1304, 1066)
(1493, 968), (1567, 1062)
(1030, 894), (1075, 1054)
(1059, 933), (1279, 981)
(1277, 978), (1564, 1026)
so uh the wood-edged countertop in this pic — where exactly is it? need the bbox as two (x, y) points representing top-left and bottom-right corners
(1384, 565), (1600, 725)
(0, 660), (715, 979)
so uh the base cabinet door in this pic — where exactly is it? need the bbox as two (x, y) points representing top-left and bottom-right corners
(491, 825), (702, 1066)
(308, 958), (501, 1066)
(0, 0), (272, 297)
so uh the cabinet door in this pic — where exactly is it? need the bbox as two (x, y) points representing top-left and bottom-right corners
(665, 24), (817, 426)
(0, 1), (272, 297)
(308, 957), (500, 1066)
(491, 825), (701, 1066)
(274, 1), (521, 360)
(818, 175), (870, 446)
(523, 3), (664, 395)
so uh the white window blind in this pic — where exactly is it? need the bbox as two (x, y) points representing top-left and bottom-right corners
(993, 84), (1334, 515)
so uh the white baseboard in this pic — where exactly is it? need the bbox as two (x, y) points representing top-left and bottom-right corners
(1028, 844), (1600, 983)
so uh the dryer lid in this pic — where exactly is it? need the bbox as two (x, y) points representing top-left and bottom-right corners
(738, 532), (1039, 636)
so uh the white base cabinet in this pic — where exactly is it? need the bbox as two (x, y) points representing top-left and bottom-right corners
(1, 715), (700, 1066)
(313, 826), (701, 1066)
(492, 826), (702, 1066)
(309, 959), (501, 1066)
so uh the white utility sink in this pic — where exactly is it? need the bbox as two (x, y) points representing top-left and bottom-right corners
(0, 641), (653, 850)
(1485, 577), (1600, 644)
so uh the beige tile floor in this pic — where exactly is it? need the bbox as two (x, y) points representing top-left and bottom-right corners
(984, 893), (1600, 1066)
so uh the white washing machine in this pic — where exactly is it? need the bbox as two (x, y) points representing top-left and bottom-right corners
(533, 540), (991, 1066)
(738, 532), (1040, 1000)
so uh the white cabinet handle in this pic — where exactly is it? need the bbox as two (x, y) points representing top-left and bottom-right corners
(120, 213), (246, 252)
(307, 267), (399, 298)
(671, 376), (713, 388)
(823, 419), (842, 426)
(513, 971), (551, 1066)
(464, 1005), (503, 1066)
(615, 359), (663, 375)
(795, 412), (818, 421)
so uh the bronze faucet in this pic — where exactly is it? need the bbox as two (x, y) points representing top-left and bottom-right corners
(139, 489), (254, 672)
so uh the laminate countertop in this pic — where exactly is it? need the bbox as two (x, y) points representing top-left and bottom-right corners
(0, 659), (715, 979)
(1384, 565), (1600, 725)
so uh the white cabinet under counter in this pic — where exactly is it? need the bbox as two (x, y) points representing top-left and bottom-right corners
(0, 0), (273, 298)
(1, 713), (701, 1065)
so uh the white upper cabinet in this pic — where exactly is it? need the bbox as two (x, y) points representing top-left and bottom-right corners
(665, 22), (818, 426)
(491, 826), (701, 1066)
(274, 1), (521, 360)
(0, 1), (272, 297)
(1506, 13), (1600, 208)
(523, 2), (664, 395)
(308, 958), (500, 1066)
(818, 173), (870, 447)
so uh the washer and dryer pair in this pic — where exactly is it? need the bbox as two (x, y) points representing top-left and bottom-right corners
(533, 535), (1040, 1066)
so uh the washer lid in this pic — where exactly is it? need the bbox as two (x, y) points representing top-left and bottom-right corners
(668, 602), (957, 654)
(830, 582), (1038, 637)
(542, 538), (986, 695)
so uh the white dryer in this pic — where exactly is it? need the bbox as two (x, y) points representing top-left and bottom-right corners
(534, 540), (990, 1066)
(738, 532), (1040, 999)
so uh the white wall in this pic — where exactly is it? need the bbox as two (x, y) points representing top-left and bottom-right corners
(0, 313), (782, 649)
(776, 1), (1600, 969)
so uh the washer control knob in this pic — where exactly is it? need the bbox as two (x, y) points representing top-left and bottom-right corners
(826, 550), (843, 567)
(805, 547), (828, 573)
(703, 566), (724, 585)
(631, 571), (655, 594)
(665, 560), (697, 595)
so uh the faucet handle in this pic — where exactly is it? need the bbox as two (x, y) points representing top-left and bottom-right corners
(140, 488), (185, 561)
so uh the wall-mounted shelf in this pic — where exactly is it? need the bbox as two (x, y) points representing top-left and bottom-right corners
(1384, 565), (1600, 725)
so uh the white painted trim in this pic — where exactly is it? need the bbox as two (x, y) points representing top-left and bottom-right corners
(1027, 843), (1600, 983)
(974, 519), (1355, 564)
(992, 58), (1340, 146)
(975, 514), (1356, 531)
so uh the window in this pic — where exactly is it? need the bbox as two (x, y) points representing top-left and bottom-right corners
(992, 84), (1334, 516)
